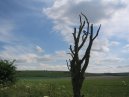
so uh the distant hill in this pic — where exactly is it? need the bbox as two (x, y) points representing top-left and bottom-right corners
(16, 70), (70, 78)
(16, 70), (129, 78)
(85, 72), (129, 76)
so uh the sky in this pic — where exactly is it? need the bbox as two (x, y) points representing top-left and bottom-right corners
(0, 0), (129, 73)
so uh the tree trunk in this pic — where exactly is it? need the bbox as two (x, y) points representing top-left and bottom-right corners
(72, 73), (84, 97)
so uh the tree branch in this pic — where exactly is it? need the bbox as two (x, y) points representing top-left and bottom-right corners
(90, 24), (93, 40)
(67, 53), (74, 58)
(81, 59), (89, 74)
(93, 24), (101, 40)
(77, 21), (85, 43)
(81, 13), (90, 37)
(81, 13), (89, 24)
(70, 45), (74, 55)
(72, 28), (77, 43)
(79, 15), (82, 26)
(66, 60), (70, 71)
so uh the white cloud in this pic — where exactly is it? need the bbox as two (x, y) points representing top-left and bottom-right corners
(43, 0), (126, 42)
(38, 63), (68, 71)
(87, 63), (129, 73)
(20, 53), (38, 63)
(92, 40), (121, 53)
(0, 43), (127, 72)
(110, 41), (120, 46)
(87, 55), (126, 73)
(16, 54), (54, 64)
(0, 19), (15, 43)
(17, 63), (68, 71)
(0, 44), (68, 70)
(38, 54), (54, 62)
(35, 45), (44, 53)
(0, 45), (30, 59)
(43, 0), (129, 73)
(123, 44), (129, 52)
(100, 57), (124, 64)
(55, 50), (68, 58)
(100, 1), (129, 41)
(92, 38), (110, 52)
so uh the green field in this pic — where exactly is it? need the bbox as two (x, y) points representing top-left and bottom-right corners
(0, 76), (129, 97)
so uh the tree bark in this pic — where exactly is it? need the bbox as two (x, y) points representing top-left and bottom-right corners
(72, 73), (84, 97)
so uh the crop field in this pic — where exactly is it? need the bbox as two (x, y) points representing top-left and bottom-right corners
(0, 76), (129, 97)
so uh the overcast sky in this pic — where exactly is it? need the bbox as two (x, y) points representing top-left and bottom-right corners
(0, 0), (129, 73)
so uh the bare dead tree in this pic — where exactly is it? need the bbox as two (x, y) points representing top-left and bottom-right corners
(66, 13), (101, 97)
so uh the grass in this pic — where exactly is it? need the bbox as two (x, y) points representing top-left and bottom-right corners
(0, 76), (129, 97)
(0, 78), (72, 97)
(83, 76), (129, 97)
